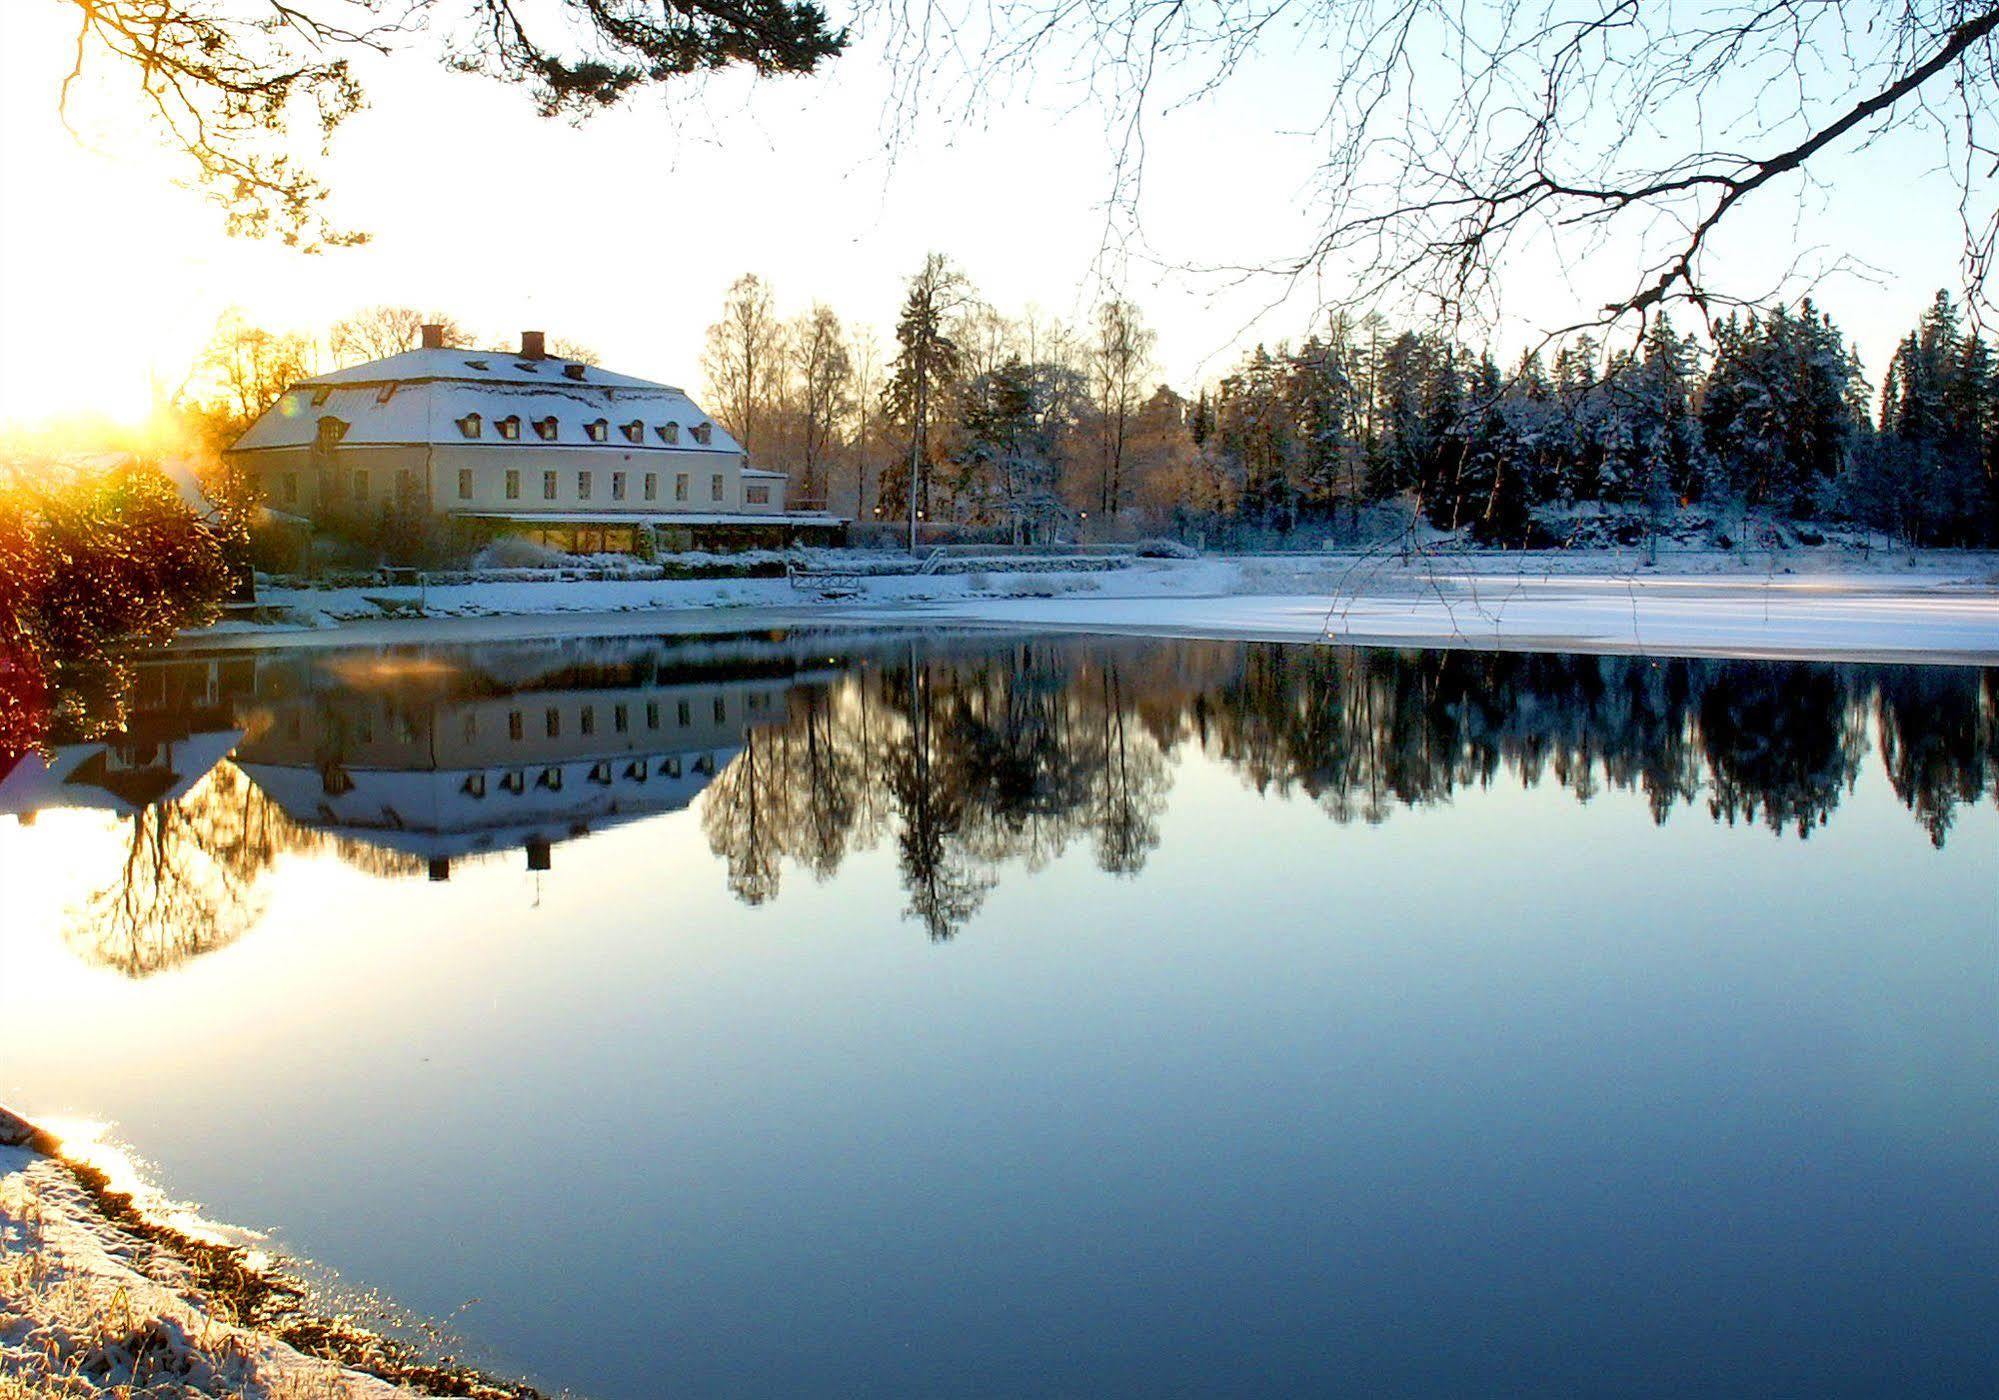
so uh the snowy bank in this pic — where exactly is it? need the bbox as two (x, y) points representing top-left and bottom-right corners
(178, 550), (1999, 663)
(0, 1110), (533, 1399)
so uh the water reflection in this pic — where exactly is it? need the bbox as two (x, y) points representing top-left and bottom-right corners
(3, 632), (1993, 968)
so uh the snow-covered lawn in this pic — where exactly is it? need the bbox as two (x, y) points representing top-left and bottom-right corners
(184, 550), (1999, 662)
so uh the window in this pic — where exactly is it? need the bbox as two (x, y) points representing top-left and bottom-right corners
(545, 707), (560, 738)
(396, 468), (416, 499)
(711, 473), (724, 502)
(496, 415), (521, 440)
(508, 710), (523, 741)
(585, 419), (608, 442)
(462, 713), (478, 742)
(713, 698), (727, 723)
(622, 420), (645, 444)
(613, 704), (628, 734)
(352, 469), (369, 500)
(674, 473), (689, 502)
(611, 471), (626, 501)
(316, 416), (349, 445)
(459, 468), (473, 500)
(691, 422), (713, 445)
(457, 413), (482, 438)
(281, 474), (298, 505)
(543, 471), (558, 501)
(656, 422), (680, 444)
(505, 469), (521, 500)
(578, 470), (593, 500)
(645, 702), (660, 729)
(745, 484), (770, 506)
(643, 472), (657, 501)
(580, 706), (595, 736)
(533, 416), (559, 441)
(677, 700), (691, 726)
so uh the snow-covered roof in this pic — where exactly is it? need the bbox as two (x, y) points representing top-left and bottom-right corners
(236, 745), (733, 861)
(229, 347), (742, 456)
(0, 731), (243, 820)
(300, 347), (672, 393)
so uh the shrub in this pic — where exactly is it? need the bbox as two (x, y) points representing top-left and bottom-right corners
(473, 534), (571, 569)
(0, 460), (232, 750)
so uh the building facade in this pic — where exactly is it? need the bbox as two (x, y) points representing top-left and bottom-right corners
(227, 328), (840, 551)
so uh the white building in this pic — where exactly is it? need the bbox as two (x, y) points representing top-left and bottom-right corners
(227, 328), (840, 551)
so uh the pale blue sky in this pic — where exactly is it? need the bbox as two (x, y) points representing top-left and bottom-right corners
(0, 0), (1977, 424)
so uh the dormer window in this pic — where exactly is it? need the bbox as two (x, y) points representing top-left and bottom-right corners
(563, 364), (587, 381)
(310, 387), (333, 407)
(375, 383), (397, 404)
(691, 422), (713, 445)
(621, 420), (645, 444)
(463, 359), (491, 371)
(585, 419), (608, 443)
(513, 362), (540, 374)
(315, 416), (349, 445)
(533, 416), (559, 441)
(456, 413), (482, 438)
(656, 422), (680, 445)
(496, 415), (522, 440)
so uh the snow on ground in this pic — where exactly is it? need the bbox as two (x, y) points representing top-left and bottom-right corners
(0, 1140), (403, 1398)
(185, 550), (1999, 663)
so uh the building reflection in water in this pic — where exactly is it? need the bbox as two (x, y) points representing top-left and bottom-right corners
(3, 631), (1993, 972)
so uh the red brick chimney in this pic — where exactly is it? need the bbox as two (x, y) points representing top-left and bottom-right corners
(520, 330), (546, 360)
(420, 323), (445, 349)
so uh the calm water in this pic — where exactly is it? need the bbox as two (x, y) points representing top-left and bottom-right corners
(1, 631), (1994, 1396)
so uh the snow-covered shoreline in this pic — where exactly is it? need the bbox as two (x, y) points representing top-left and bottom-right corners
(0, 1110), (531, 1398)
(177, 550), (1999, 663)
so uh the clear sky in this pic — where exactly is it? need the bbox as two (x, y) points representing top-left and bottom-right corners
(0, 1), (1977, 427)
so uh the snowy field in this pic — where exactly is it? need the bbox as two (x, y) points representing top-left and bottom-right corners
(188, 550), (1999, 663)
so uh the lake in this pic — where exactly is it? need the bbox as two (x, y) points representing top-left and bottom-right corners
(1, 630), (1994, 1396)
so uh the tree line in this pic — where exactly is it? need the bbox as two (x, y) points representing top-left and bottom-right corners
(702, 269), (1999, 549)
(165, 281), (1999, 551)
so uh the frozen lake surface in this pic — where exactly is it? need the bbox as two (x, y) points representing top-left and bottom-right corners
(2, 630), (1995, 1396)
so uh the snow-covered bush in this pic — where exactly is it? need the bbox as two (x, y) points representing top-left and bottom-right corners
(1134, 537), (1200, 559)
(473, 535), (571, 570)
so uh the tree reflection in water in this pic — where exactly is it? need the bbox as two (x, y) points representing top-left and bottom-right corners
(699, 644), (1997, 936)
(14, 635), (1994, 968)
(62, 763), (429, 977)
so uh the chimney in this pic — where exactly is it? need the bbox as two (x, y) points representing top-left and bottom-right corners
(520, 330), (546, 360)
(526, 835), (551, 871)
(420, 323), (445, 350)
(427, 855), (451, 882)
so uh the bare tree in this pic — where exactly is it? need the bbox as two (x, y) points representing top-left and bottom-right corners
(791, 304), (854, 506)
(193, 309), (317, 431)
(329, 306), (473, 364)
(892, 2), (1999, 329)
(53, 0), (846, 249)
(703, 274), (787, 461)
(847, 325), (885, 520)
(1090, 297), (1156, 518)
